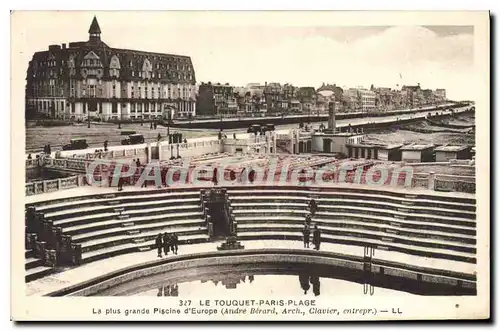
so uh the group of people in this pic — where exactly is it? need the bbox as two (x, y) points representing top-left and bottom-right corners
(155, 232), (179, 257)
(43, 144), (52, 155)
(302, 199), (321, 250)
(302, 223), (321, 250)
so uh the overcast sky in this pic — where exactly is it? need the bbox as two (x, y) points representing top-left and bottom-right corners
(13, 12), (475, 100)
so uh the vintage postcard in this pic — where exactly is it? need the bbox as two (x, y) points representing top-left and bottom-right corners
(11, 10), (490, 321)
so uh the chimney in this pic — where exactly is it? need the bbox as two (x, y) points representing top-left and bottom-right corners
(61, 43), (66, 49)
(328, 101), (336, 131)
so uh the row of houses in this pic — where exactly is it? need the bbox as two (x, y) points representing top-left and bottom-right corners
(194, 81), (447, 118)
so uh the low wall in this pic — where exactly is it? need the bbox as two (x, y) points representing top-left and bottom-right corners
(25, 175), (83, 196)
(46, 248), (476, 297)
(159, 139), (222, 159)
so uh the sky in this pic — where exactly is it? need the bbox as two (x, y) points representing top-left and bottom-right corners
(12, 12), (475, 100)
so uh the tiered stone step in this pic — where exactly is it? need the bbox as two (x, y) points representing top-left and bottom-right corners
(31, 190), (201, 214)
(228, 189), (476, 213)
(26, 265), (55, 283)
(25, 249), (54, 282)
(80, 233), (209, 264)
(56, 209), (202, 235)
(29, 189), (209, 266)
(42, 197), (201, 222)
(228, 191), (476, 223)
(227, 187), (476, 263)
(80, 225), (206, 253)
(236, 231), (476, 263)
(25, 256), (45, 269)
(236, 214), (475, 244)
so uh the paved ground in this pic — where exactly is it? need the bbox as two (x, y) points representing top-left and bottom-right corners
(25, 239), (475, 296)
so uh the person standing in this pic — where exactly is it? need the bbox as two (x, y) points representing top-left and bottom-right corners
(305, 214), (312, 227)
(169, 233), (176, 255)
(155, 233), (163, 258)
(309, 199), (317, 216)
(117, 176), (124, 191)
(302, 224), (310, 248)
(313, 224), (321, 251)
(163, 232), (170, 257)
(173, 233), (179, 254)
(212, 168), (218, 186)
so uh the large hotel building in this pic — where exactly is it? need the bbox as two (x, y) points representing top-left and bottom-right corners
(25, 17), (197, 120)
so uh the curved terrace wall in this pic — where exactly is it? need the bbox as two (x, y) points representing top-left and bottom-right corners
(45, 249), (476, 297)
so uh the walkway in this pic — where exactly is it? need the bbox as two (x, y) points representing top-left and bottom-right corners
(26, 239), (475, 296)
(26, 105), (470, 158)
(25, 180), (475, 205)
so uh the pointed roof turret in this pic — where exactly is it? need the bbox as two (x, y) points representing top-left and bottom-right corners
(88, 16), (101, 35)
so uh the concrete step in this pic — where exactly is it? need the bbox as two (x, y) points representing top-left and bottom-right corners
(81, 233), (209, 264)
(227, 189), (476, 210)
(25, 257), (44, 270)
(25, 265), (54, 283)
(236, 231), (476, 264)
(235, 211), (475, 236)
(46, 202), (200, 222)
(233, 207), (475, 229)
(80, 225), (207, 253)
(236, 219), (475, 243)
(63, 212), (204, 236)
(35, 191), (201, 214)
(236, 223), (475, 252)
(25, 250), (34, 259)
(230, 197), (476, 217)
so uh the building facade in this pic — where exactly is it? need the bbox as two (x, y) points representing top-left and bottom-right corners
(434, 89), (447, 101)
(196, 82), (238, 116)
(25, 17), (197, 121)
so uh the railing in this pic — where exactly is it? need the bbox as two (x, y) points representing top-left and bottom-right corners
(160, 140), (221, 153)
(26, 159), (41, 168)
(62, 147), (146, 161)
(25, 175), (82, 196)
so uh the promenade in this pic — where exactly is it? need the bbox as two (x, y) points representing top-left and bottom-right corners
(26, 105), (471, 156)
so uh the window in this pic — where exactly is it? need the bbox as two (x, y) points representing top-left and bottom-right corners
(158, 73), (161, 79)
(132, 71), (135, 77)
(138, 86), (142, 98)
(89, 85), (96, 97)
(131, 103), (136, 112)
(112, 85), (116, 97)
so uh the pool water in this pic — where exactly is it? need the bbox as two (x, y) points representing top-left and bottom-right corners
(92, 264), (415, 297)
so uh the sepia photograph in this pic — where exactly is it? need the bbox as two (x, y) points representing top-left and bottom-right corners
(10, 10), (490, 321)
